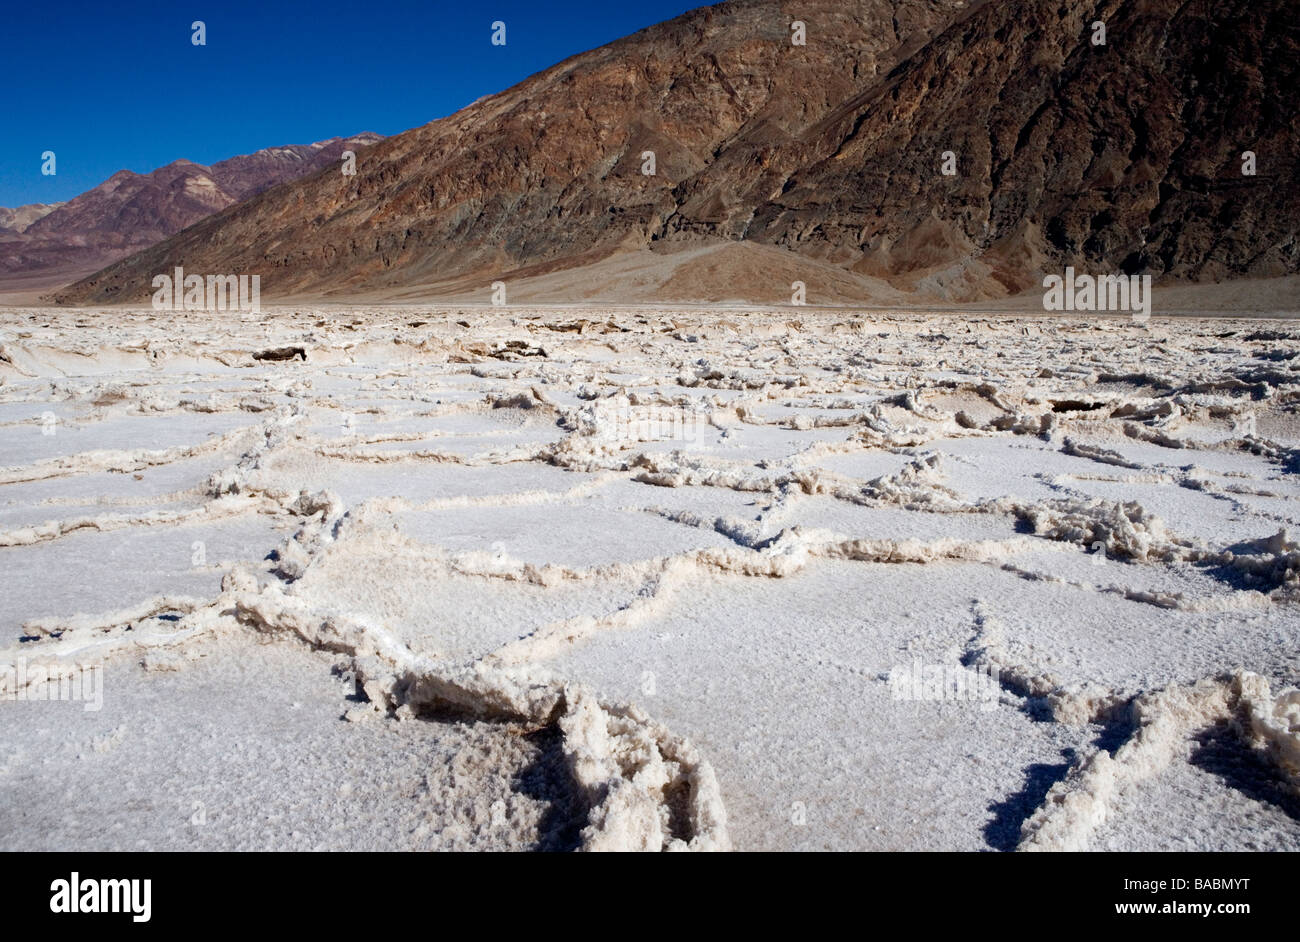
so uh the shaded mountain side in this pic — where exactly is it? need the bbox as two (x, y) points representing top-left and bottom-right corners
(738, 0), (1300, 296)
(52, 0), (1300, 307)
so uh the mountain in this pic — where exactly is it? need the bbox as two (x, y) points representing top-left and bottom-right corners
(52, 0), (1300, 307)
(0, 134), (381, 297)
(0, 203), (63, 236)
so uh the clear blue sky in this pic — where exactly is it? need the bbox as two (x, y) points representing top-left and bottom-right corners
(1, 0), (713, 207)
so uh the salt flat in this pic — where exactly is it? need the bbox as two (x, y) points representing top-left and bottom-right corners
(1, 305), (1298, 851)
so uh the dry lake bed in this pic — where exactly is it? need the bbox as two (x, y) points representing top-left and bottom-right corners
(1, 305), (1298, 851)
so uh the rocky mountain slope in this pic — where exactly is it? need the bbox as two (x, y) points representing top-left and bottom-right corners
(53, 0), (1299, 306)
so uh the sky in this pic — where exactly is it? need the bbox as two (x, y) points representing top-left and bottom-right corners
(1, 0), (713, 208)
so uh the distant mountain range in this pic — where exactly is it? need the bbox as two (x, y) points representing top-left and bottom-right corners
(0, 134), (381, 297)
(39, 0), (1300, 307)
(0, 203), (63, 236)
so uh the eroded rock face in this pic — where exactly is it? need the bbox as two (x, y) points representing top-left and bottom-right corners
(53, 0), (1298, 305)
(745, 0), (1300, 296)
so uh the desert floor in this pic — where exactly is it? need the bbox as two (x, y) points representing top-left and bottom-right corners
(1, 304), (1298, 851)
